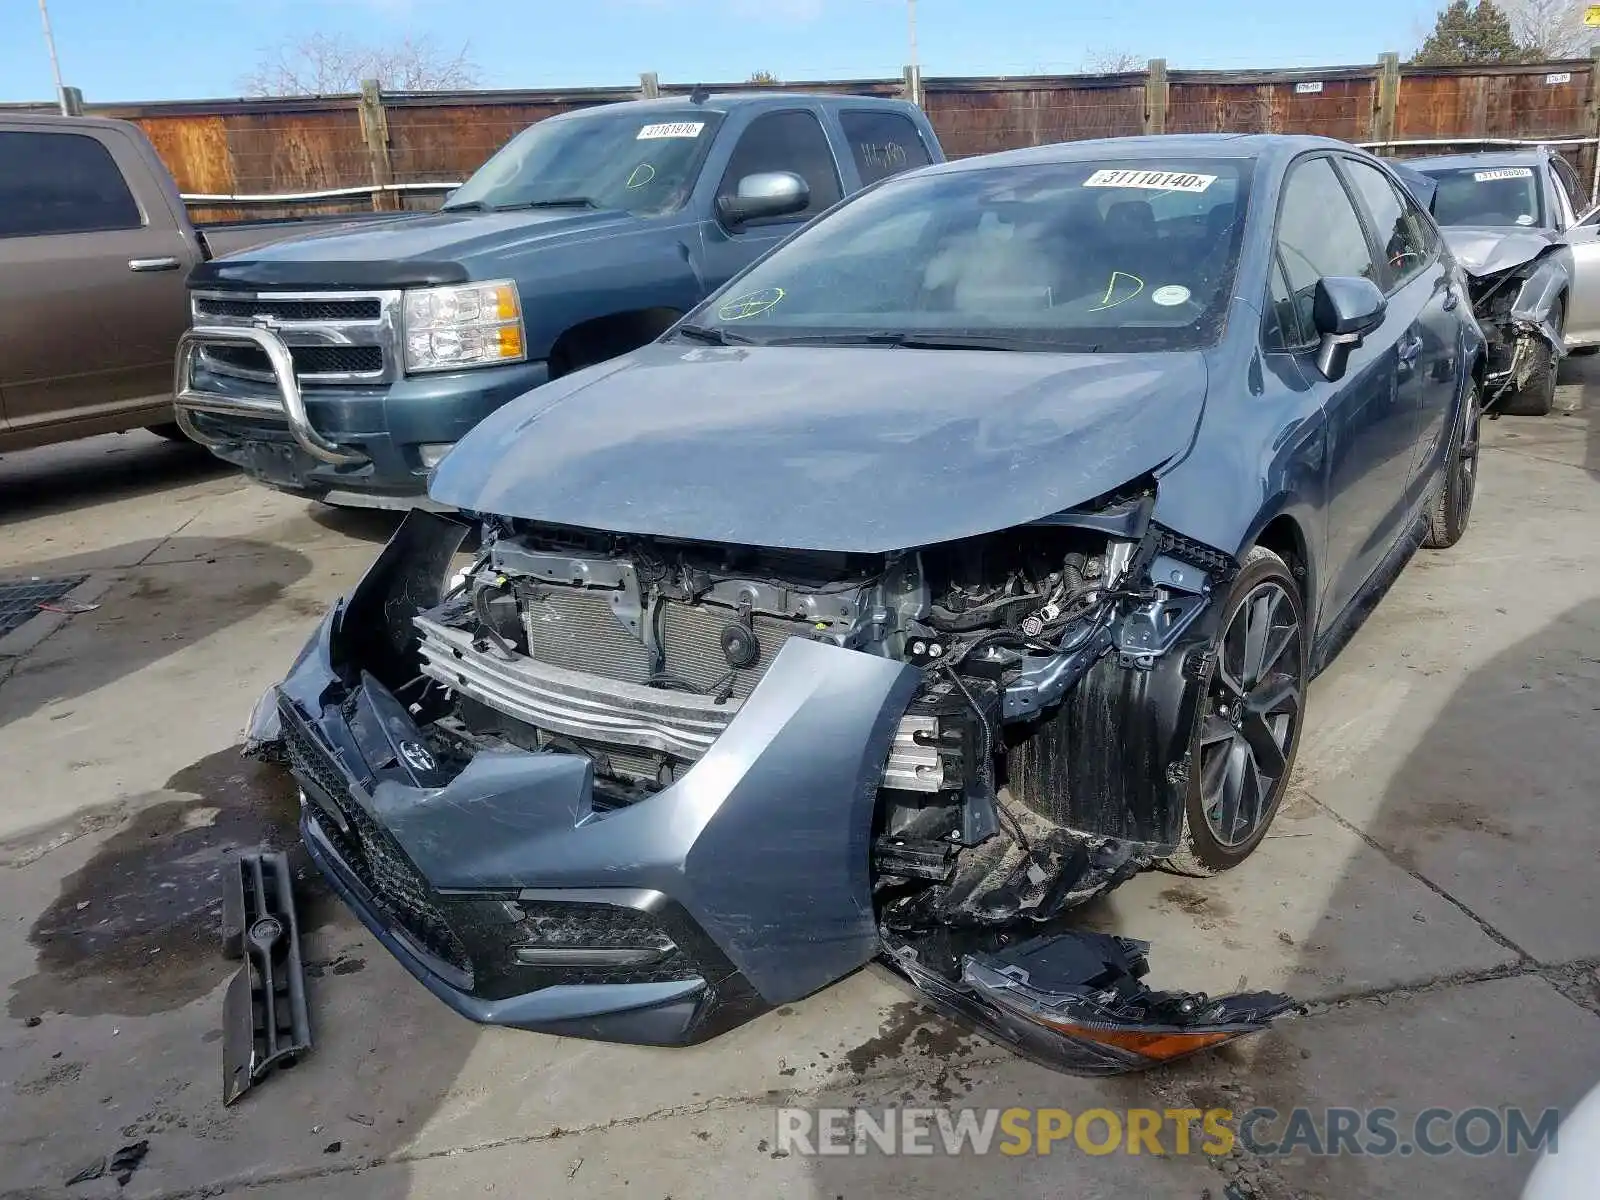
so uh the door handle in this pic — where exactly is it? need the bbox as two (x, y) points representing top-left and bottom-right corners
(128, 256), (181, 272)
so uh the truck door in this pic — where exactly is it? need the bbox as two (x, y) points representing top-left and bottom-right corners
(0, 125), (192, 437)
(698, 109), (844, 289)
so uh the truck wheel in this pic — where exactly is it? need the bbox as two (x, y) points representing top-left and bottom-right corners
(1163, 547), (1306, 877)
(1423, 383), (1480, 550)
(1501, 303), (1562, 416)
(146, 423), (192, 442)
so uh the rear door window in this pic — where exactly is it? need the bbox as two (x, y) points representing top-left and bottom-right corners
(716, 110), (843, 225)
(1552, 155), (1585, 219)
(1339, 158), (1434, 292)
(837, 110), (933, 185)
(0, 130), (142, 238)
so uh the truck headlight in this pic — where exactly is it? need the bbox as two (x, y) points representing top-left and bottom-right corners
(403, 280), (526, 373)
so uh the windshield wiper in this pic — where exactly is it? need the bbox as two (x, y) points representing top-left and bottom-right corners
(674, 323), (757, 346)
(763, 331), (1084, 352)
(439, 201), (489, 213)
(496, 197), (602, 211)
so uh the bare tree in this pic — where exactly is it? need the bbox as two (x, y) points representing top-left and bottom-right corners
(1504, 0), (1592, 58)
(240, 33), (479, 96)
(1081, 48), (1146, 73)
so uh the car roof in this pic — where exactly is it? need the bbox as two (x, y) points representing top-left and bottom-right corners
(918, 132), (1356, 177)
(0, 110), (136, 133)
(550, 92), (915, 120)
(1406, 148), (1548, 171)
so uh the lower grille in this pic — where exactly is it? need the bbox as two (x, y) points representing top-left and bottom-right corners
(278, 697), (472, 977)
(204, 344), (383, 379)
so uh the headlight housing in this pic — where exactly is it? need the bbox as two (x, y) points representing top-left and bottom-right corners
(403, 280), (526, 373)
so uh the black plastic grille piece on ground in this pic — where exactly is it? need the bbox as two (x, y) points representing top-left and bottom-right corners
(0, 575), (90, 639)
(221, 850), (312, 1105)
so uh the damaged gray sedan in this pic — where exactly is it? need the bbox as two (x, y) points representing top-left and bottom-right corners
(262, 135), (1483, 1075)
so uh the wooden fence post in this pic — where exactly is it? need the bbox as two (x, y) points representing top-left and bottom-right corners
(1370, 52), (1401, 148)
(358, 79), (394, 212)
(640, 71), (660, 99)
(904, 64), (923, 107)
(1584, 45), (1600, 205)
(1144, 59), (1168, 135)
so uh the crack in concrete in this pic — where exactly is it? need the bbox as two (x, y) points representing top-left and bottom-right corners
(1303, 787), (1533, 963)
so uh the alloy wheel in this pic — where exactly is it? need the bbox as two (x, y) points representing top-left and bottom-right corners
(1197, 580), (1304, 848)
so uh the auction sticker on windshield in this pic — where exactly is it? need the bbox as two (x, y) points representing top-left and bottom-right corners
(637, 122), (706, 140)
(1084, 169), (1217, 192)
(1474, 168), (1534, 182)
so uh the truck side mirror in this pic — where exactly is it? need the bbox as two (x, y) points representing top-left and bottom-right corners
(1313, 276), (1387, 382)
(717, 171), (810, 228)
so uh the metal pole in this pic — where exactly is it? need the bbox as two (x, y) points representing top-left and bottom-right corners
(37, 0), (68, 115)
(907, 0), (921, 106)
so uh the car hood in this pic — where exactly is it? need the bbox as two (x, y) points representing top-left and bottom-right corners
(428, 342), (1209, 553)
(1442, 225), (1560, 278)
(192, 207), (647, 290)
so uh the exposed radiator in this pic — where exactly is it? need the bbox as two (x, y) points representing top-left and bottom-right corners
(660, 604), (802, 699)
(521, 587), (652, 680)
(517, 583), (814, 698)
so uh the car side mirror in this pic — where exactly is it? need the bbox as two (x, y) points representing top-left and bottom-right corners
(1313, 276), (1387, 382)
(717, 171), (810, 228)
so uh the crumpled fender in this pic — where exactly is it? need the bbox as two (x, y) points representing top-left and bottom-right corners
(1511, 246), (1575, 353)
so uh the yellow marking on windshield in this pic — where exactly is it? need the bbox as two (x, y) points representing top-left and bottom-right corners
(1090, 271), (1146, 311)
(718, 287), (786, 321)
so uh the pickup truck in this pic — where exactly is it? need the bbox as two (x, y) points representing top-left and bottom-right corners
(0, 112), (364, 454)
(173, 92), (945, 506)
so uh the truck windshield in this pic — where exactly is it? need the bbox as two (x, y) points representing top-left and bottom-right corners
(685, 158), (1252, 353)
(441, 109), (726, 216)
(1418, 165), (1545, 228)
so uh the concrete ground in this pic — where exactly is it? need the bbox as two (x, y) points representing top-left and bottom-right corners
(0, 369), (1596, 1200)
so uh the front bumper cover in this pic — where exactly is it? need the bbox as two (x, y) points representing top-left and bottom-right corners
(275, 510), (1292, 1067)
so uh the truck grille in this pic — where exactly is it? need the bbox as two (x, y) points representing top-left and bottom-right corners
(190, 288), (398, 384)
(278, 696), (473, 977)
(205, 345), (383, 377)
(194, 296), (382, 322)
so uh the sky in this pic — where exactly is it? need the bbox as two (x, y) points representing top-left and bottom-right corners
(1, 0), (1447, 106)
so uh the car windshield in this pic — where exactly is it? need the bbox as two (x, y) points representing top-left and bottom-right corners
(1419, 165), (1545, 228)
(685, 158), (1252, 352)
(441, 108), (725, 216)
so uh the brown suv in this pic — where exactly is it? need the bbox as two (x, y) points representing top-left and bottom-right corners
(0, 113), (358, 454)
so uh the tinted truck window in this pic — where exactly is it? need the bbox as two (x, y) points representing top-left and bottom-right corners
(838, 110), (932, 185)
(717, 110), (842, 223)
(0, 131), (142, 238)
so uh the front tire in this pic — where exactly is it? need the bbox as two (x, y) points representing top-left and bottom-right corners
(1163, 547), (1307, 877)
(1423, 382), (1480, 550)
(1502, 302), (1562, 416)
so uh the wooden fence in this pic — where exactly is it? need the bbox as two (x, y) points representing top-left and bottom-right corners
(9, 51), (1600, 220)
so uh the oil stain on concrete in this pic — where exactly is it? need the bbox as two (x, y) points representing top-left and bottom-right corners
(7, 746), (325, 1019)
